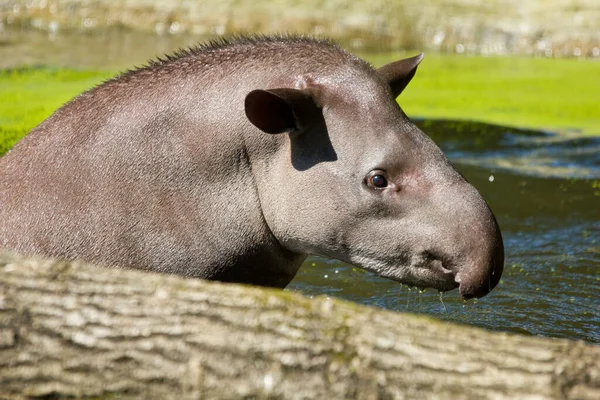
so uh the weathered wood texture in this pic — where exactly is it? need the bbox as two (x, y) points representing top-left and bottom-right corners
(0, 251), (598, 399)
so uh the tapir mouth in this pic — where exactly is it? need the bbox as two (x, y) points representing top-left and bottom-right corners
(404, 251), (460, 292)
(383, 266), (459, 293)
(354, 250), (460, 294)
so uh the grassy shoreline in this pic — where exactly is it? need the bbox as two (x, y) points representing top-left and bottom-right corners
(1, 53), (598, 155)
(0, 67), (115, 155)
(390, 54), (600, 136)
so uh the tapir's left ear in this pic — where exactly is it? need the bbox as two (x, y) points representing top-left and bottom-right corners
(377, 53), (424, 98)
(245, 88), (317, 134)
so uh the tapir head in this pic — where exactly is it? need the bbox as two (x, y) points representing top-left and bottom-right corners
(244, 53), (504, 299)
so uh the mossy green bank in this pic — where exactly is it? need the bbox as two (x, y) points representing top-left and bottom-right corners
(382, 54), (600, 136)
(1, 54), (598, 155)
(0, 67), (114, 155)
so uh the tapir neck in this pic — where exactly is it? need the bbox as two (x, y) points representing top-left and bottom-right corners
(0, 74), (306, 288)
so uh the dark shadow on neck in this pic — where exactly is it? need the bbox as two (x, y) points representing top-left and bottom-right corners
(289, 110), (337, 171)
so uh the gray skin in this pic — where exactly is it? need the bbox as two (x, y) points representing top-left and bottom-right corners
(0, 36), (503, 299)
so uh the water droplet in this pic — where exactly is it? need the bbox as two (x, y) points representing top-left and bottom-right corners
(438, 292), (448, 314)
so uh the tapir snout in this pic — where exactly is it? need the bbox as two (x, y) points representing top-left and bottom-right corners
(452, 200), (504, 299)
(426, 178), (504, 299)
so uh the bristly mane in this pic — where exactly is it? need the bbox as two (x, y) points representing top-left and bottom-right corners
(153, 34), (343, 65)
(114, 34), (372, 81)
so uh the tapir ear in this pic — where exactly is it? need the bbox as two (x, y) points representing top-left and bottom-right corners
(245, 88), (315, 134)
(377, 53), (425, 98)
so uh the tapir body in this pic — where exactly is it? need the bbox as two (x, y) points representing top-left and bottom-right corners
(0, 36), (503, 298)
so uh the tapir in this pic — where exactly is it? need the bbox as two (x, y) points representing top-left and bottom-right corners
(0, 35), (503, 299)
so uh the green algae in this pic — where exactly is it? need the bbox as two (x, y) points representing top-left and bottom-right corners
(0, 67), (114, 155)
(369, 53), (600, 136)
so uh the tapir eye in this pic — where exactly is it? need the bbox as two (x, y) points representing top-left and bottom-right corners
(366, 171), (389, 189)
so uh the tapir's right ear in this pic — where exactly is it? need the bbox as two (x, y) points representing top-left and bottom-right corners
(377, 53), (425, 98)
(245, 88), (316, 134)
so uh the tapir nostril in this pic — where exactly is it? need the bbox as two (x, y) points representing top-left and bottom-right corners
(459, 281), (484, 300)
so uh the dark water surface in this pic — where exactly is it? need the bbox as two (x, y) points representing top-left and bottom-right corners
(288, 120), (600, 343)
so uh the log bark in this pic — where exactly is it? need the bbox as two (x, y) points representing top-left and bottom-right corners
(0, 251), (598, 399)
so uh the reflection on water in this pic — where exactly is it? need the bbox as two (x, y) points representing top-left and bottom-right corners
(288, 120), (600, 343)
(421, 120), (600, 179)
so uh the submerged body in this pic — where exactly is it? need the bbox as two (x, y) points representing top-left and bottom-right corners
(0, 36), (503, 298)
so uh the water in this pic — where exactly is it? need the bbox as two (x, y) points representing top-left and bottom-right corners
(288, 120), (600, 343)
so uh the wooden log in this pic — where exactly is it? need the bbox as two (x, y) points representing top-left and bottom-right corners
(0, 251), (598, 399)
